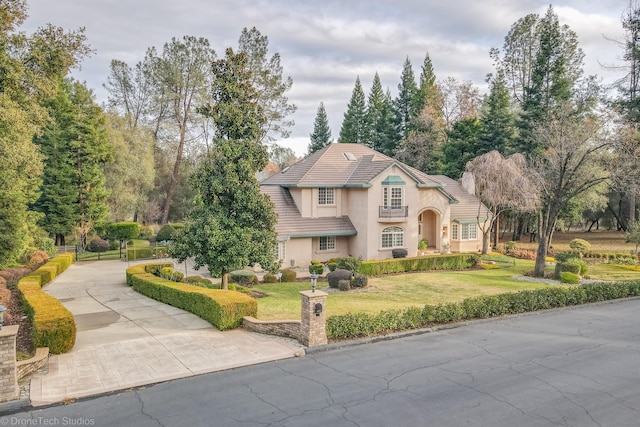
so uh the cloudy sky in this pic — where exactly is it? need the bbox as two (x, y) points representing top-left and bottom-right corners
(22, 0), (629, 155)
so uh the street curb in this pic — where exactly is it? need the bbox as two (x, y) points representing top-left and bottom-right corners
(304, 296), (640, 355)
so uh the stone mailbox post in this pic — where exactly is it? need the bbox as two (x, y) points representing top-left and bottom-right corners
(299, 290), (328, 347)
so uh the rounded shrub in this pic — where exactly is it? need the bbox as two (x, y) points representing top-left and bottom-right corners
(569, 238), (591, 253)
(560, 272), (580, 284)
(230, 270), (258, 286)
(392, 249), (408, 258)
(308, 263), (324, 275)
(184, 276), (214, 288)
(156, 224), (177, 242)
(88, 238), (110, 253)
(262, 273), (277, 283)
(336, 256), (362, 272)
(327, 262), (338, 272)
(327, 269), (353, 288)
(280, 268), (297, 282)
(559, 262), (581, 275)
(566, 258), (588, 276)
(338, 279), (351, 291)
(352, 273), (368, 288)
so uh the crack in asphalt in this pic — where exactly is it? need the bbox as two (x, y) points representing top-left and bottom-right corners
(134, 390), (165, 427)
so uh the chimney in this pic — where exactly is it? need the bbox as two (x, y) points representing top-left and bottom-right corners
(461, 172), (475, 195)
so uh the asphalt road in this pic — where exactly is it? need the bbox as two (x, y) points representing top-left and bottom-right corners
(5, 298), (640, 427)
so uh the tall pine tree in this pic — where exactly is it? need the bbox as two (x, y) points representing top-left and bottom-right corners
(308, 102), (332, 153)
(479, 71), (517, 154)
(339, 76), (367, 143)
(394, 57), (418, 139)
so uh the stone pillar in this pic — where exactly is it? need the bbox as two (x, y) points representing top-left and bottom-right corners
(299, 290), (328, 347)
(0, 325), (19, 403)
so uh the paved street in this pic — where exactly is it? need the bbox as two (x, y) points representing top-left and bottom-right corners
(7, 297), (640, 426)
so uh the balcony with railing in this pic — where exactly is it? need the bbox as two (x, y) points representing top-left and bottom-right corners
(379, 205), (408, 221)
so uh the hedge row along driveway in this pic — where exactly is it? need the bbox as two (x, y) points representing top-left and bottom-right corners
(126, 263), (257, 330)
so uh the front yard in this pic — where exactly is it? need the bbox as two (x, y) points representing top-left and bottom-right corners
(253, 256), (640, 320)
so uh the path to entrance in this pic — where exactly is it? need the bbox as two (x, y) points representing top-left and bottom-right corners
(29, 259), (304, 406)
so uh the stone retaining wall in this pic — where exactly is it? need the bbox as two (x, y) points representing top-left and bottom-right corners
(243, 317), (300, 340)
(16, 348), (49, 380)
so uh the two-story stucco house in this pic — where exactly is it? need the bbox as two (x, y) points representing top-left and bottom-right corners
(260, 143), (490, 267)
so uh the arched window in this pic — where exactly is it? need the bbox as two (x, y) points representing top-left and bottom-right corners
(381, 226), (404, 248)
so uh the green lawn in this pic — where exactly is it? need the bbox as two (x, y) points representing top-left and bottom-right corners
(253, 256), (640, 320)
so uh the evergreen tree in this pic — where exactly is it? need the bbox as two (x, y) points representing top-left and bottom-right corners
(394, 57), (418, 139)
(365, 72), (386, 151)
(376, 90), (401, 157)
(308, 102), (332, 153)
(516, 6), (584, 154)
(414, 53), (438, 117)
(34, 79), (113, 248)
(440, 118), (484, 179)
(339, 76), (367, 143)
(479, 72), (517, 154)
(169, 48), (277, 289)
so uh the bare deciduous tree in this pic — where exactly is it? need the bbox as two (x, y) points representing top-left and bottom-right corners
(466, 151), (538, 254)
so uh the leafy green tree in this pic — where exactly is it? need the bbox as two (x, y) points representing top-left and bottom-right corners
(169, 48), (278, 289)
(238, 26), (297, 142)
(395, 57), (418, 139)
(0, 2), (90, 265)
(339, 76), (367, 143)
(269, 144), (297, 169)
(34, 79), (113, 248)
(308, 101), (332, 153)
(104, 112), (155, 222)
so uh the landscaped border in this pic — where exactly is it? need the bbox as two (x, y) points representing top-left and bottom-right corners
(126, 263), (257, 330)
(327, 281), (640, 340)
(17, 254), (76, 354)
(359, 254), (476, 275)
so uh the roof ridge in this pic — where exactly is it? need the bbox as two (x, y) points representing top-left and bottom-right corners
(343, 155), (363, 185)
(298, 144), (332, 183)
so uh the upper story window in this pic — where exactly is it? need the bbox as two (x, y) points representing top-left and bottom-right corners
(318, 187), (334, 205)
(383, 186), (403, 208)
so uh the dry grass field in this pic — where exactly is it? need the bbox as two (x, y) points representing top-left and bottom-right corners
(501, 230), (634, 254)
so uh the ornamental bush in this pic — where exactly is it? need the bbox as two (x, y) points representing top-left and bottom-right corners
(327, 269), (353, 288)
(352, 273), (368, 288)
(392, 248), (408, 258)
(565, 258), (588, 275)
(336, 256), (362, 273)
(560, 272), (580, 284)
(569, 238), (591, 253)
(262, 273), (277, 283)
(156, 224), (177, 242)
(184, 276), (217, 288)
(338, 279), (351, 291)
(359, 254), (474, 275)
(88, 238), (110, 253)
(230, 270), (258, 286)
(104, 222), (140, 243)
(280, 268), (297, 282)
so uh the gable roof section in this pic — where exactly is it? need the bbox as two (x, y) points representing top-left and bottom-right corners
(261, 143), (451, 196)
(431, 175), (492, 223)
(261, 185), (357, 238)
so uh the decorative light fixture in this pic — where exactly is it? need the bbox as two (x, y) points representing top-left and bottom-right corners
(310, 272), (318, 292)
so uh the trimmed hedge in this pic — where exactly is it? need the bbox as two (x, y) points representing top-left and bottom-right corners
(17, 254), (76, 354)
(126, 263), (257, 330)
(326, 281), (640, 340)
(126, 245), (169, 261)
(359, 254), (475, 276)
(230, 270), (258, 286)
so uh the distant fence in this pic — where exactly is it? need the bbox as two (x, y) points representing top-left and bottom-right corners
(57, 243), (169, 262)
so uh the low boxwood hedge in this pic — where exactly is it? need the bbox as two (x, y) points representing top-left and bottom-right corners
(126, 263), (257, 330)
(359, 254), (476, 276)
(326, 281), (640, 340)
(17, 253), (76, 354)
(126, 245), (169, 261)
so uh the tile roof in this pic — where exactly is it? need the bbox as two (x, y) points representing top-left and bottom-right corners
(432, 175), (492, 222)
(261, 185), (357, 238)
(261, 143), (445, 189)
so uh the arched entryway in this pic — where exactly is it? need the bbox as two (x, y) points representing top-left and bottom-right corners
(418, 209), (440, 251)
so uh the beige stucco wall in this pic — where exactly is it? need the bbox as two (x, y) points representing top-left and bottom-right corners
(282, 238), (312, 268)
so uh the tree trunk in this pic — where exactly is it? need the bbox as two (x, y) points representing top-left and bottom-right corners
(221, 270), (229, 290)
(482, 231), (490, 254)
(493, 213), (500, 249)
(534, 211), (549, 277)
(160, 125), (187, 225)
(630, 190), (636, 225)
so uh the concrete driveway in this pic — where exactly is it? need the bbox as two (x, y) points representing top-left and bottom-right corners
(30, 259), (303, 406)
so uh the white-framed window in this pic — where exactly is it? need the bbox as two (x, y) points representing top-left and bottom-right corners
(381, 226), (404, 248)
(382, 186), (403, 208)
(318, 187), (334, 205)
(452, 223), (477, 241)
(319, 236), (336, 251)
